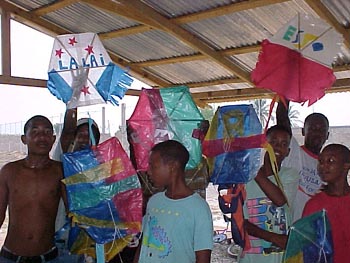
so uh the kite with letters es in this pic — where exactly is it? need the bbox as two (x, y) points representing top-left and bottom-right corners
(47, 32), (133, 108)
(202, 104), (264, 185)
(283, 210), (333, 263)
(252, 14), (343, 106)
(62, 137), (143, 261)
(127, 86), (204, 172)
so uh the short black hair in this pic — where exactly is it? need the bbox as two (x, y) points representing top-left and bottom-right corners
(75, 123), (101, 145)
(24, 115), (53, 134)
(323, 143), (350, 163)
(266, 124), (292, 139)
(151, 140), (189, 170)
(305, 113), (329, 128)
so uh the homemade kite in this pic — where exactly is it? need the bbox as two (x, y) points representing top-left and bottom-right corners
(62, 137), (143, 261)
(252, 14), (343, 106)
(127, 86), (204, 171)
(283, 210), (333, 263)
(47, 32), (133, 108)
(202, 104), (264, 184)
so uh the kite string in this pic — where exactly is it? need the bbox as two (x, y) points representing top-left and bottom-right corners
(106, 201), (135, 255)
(106, 201), (118, 254)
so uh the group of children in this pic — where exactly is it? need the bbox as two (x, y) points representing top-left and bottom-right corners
(242, 100), (350, 263)
(0, 98), (349, 263)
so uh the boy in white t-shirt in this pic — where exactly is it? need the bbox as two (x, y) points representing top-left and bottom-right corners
(276, 100), (329, 221)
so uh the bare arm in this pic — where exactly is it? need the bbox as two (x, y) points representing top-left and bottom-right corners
(132, 240), (141, 263)
(244, 220), (287, 249)
(276, 98), (291, 135)
(0, 165), (9, 228)
(195, 249), (211, 263)
(254, 153), (286, 207)
(60, 108), (77, 153)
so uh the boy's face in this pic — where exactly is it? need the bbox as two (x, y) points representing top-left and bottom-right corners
(147, 151), (170, 189)
(303, 116), (329, 154)
(73, 124), (90, 151)
(318, 146), (348, 183)
(267, 130), (290, 165)
(21, 117), (55, 155)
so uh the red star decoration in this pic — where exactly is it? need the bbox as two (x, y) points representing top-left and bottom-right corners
(85, 45), (94, 55)
(68, 37), (78, 46)
(81, 86), (91, 95)
(55, 48), (64, 58)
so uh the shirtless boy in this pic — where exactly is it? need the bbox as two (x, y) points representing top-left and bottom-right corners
(0, 115), (64, 262)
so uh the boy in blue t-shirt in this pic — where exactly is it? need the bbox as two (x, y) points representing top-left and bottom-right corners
(134, 140), (213, 263)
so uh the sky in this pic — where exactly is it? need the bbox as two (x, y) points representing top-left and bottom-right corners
(0, 20), (350, 135)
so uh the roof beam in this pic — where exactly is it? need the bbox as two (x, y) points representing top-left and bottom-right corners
(83, 0), (159, 28)
(191, 77), (350, 102)
(0, 0), (68, 37)
(0, 75), (142, 96)
(133, 45), (261, 67)
(191, 88), (274, 101)
(99, 0), (289, 39)
(304, 0), (350, 48)
(1, 9), (11, 76)
(186, 77), (243, 89)
(116, 0), (252, 84)
(31, 0), (79, 16)
(175, 0), (290, 24)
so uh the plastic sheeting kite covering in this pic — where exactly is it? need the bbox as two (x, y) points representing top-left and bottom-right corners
(202, 104), (264, 184)
(62, 137), (143, 260)
(252, 14), (343, 106)
(47, 33), (133, 108)
(283, 210), (333, 263)
(127, 86), (204, 171)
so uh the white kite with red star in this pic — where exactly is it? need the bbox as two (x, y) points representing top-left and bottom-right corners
(47, 32), (133, 108)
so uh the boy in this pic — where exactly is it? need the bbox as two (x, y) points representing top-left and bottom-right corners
(242, 125), (299, 263)
(277, 100), (329, 221)
(0, 115), (64, 262)
(302, 143), (350, 263)
(134, 140), (213, 263)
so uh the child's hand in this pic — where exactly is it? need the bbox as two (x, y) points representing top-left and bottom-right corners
(271, 234), (288, 250)
(260, 152), (273, 177)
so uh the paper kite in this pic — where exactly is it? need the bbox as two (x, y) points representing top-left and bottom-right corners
(252, 14), (343, 106)
(283, 210), (333, 263)
(127, 86), (204, 171)
(62, 137), (143, 261)
(47, 32), (133, 108)
(202, 104), (264, 184)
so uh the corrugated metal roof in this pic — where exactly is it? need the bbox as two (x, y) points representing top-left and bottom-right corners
(143, 0), (242, 18)
(44, 2), (138, 33)
(147, 59), (233, 84)
(1, 0), (350, 103)
(322, 0), (350, 27)
(103, 30), (197, 62)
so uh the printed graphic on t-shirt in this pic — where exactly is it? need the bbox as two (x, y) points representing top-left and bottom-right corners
(298, 166), (322, 196)
(143, 216), (172, 259)
(245, 197), (286, 255)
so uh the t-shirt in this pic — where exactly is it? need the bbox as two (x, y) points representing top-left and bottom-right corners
(139, 192), (213, 263)
(241, 167), (299, 263)
(303, 191), (350, 263)
(282, 137), (323, 222)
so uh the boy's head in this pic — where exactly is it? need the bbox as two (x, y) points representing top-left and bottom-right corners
(266, 125), (291, 165)
(147, 140), (189, 188)
(318, 143), (350, 184)
(72, 118), (100, 151)
(21, 115), (56, 154)
(303, 113), (329, 155)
